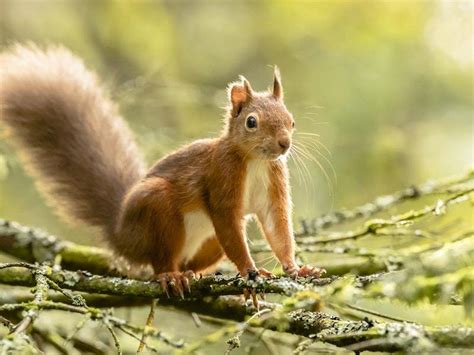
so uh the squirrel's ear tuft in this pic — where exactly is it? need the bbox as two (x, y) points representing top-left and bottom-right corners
(272, 66), (283, 100)
(228, 76), (253, 117)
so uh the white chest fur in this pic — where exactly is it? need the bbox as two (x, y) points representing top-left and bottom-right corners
(243, 160), (270, 215)
(180, 160), (271, 264)
(180, 210), (214, 263)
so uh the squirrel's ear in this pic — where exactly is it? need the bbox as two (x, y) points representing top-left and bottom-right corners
(228, 76), (253, 116)
(272, 66), (283, 100)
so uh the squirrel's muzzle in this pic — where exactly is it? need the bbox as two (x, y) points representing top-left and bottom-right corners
(277, 136), (291, 154)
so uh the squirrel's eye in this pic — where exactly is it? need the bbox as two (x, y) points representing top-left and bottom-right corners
(292, 121), (295, 128)
(246, 116), (258, 130)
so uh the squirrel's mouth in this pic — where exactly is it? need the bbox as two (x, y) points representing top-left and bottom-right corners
(260, 147), (285, 161)
(251, 144), (289, 161)
(267, 152), (282, 160)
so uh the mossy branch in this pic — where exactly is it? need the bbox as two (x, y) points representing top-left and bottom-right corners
(1, 263), (472, 352)
(0, 262), (310, 299)
(0, 219), (112, 275)
(166, 296), (474, 352)
(296, 168), (473, 236)
(295, 186), (473, 244)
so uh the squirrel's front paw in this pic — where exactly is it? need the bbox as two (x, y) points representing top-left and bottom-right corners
(241, 268), (274, 309)
(241, 267), (275, 280)
(284, 264), (326, 279)
(257, 267), (276, 278)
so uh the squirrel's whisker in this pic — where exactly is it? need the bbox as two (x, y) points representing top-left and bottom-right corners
(293, 143), (334, 196)
(289, 150), (308, 191)
(290, 147), (311, 193)
(295, 131), (321, 137)
(296, 134), (332, 157)
(295, 140), (337, 184)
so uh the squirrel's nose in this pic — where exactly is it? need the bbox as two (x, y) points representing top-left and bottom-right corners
(278, 137), (291, 153)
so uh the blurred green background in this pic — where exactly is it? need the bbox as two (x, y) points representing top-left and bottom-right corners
(0, 0), (471, 244)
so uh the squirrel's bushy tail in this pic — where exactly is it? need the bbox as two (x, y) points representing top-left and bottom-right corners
(0, 44), (145, 234)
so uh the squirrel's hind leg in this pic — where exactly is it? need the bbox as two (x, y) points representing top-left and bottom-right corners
(157, 237), (224, 299)
(119, 177), (191, 298)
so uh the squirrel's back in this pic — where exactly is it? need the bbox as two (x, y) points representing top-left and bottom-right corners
(0, 44), (145, 234)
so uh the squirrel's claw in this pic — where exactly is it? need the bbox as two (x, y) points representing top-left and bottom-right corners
(286, 265), (327, 279)
(156, 270), (196, 298)
(257, 267), (276, 278)
(182, 270), (195, 294)
(181, 276), (191, 294)
(243, 288), (260, 310)
(243, 288), (250, 302)
(164, 273), (182, 298)
(242, 268), (274, 310)
(171, 276), (185, 299)
(177, 271), (195, 297)
(298, 265), (326, 278)
(157, 274), (170, 298)
(251, 289), (259, 310)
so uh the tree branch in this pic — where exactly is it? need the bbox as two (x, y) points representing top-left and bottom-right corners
(0, 263), (308, 299)
(296, 168), (473, 236)
(0, 219), (112, 275)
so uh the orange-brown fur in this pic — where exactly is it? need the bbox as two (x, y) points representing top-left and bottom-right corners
(0, 44), (318, 278)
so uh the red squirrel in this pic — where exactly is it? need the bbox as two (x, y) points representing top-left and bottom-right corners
(0, 45), (324, 296)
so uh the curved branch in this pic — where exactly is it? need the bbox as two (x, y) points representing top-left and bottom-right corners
(0, 219), (112, 275)
(296, 168), (474, 236)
